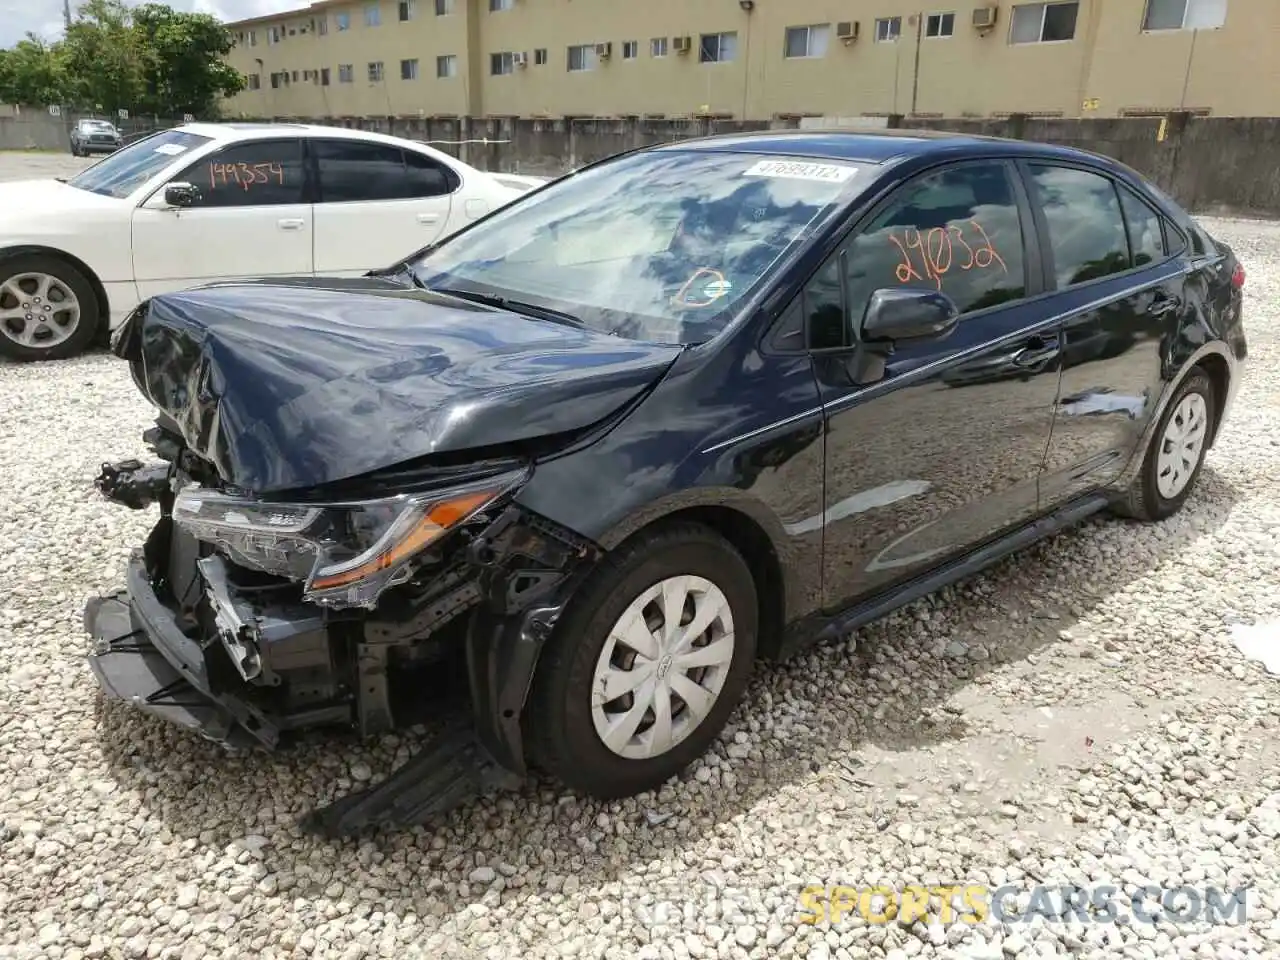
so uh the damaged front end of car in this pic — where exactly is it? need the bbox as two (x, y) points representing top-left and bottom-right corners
(83, 281), (679, 836)
(87, 436), (599, 834)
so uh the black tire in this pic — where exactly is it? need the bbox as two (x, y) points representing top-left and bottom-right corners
(70, 142), (81, 157)
(527, 523), (758, 799)
(1113, 368), (1216, 522)
(0, 254), (102, 362)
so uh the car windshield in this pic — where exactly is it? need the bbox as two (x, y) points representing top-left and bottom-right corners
(67, 129), (212, 199)
(410, 149), (868, 344)
(81, 121), (115, 132)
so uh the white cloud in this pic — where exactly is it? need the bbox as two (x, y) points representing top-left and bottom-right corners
(0, 0), (302, 47)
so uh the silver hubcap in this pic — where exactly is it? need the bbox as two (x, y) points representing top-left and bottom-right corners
(1156, 392), (1209, 499)
(0, 272), (81, 349)
(591, 575), (736, 760)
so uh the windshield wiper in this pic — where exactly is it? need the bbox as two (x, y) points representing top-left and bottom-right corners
(433, 286), (586, 329)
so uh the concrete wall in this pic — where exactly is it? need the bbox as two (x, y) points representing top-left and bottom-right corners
(0, 108), (177, 151)
(261, 113), (1280, 216)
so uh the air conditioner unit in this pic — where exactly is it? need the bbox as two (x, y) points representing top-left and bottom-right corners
(836, 21), (860, 42)
(673, 35), (692, 54)
(972, 5), (998, 29)
(595, 41), (612, 59)
(514, 51), (528, 67)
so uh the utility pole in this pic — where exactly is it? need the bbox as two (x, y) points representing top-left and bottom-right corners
(63, 0), (73, 29)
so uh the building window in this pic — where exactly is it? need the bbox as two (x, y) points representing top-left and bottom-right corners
(926, 12), (956, 37)
(489, 0), (513, 10)
(401, 58), (418, 79)
(1010, 2), (1079, 43)
(534, 48), (548, 65)
(437, 54), (458, 77)
(784, 24), (830, 58)
(435, 0), (453, 12)
(1142, 0), (1227, 30)
(338, 63), (354, 82)
(247, 73), (261, 90)
(337, 12), (350, 30)
(651, 36), (668, 57)
(699, 32), (737, 63)
(568, 44), (598, 71)
(491, 51), (516, 75)
(270, 73), (280, 88)
(368, 60), (384, 81)
(248, 30), (257, 46)
(622, 40), (638, 60)
(399, 0), (414, 20)
(874, 17), (902, 41)
(317, 16), (327, 34)
(321, 67), (331, 85)
(364, 3), (381, 26)
(291, 70), (299, 81)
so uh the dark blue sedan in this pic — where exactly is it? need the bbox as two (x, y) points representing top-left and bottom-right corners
(87, 129), (1247, 833)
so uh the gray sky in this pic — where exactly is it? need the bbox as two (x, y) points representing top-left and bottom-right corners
(0, 0), (297, 47)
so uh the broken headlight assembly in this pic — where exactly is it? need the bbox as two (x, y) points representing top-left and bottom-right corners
(172, 469), (528, 608)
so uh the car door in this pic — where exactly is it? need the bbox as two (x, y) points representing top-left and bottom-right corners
(1023, 162), (1193, 509)
(310, 138), (457, 275)
(131, 137), (312, 300)
(807, 159), (1065, 611)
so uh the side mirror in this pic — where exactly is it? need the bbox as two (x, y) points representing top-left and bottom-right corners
(860, 287), (960, 346)
(164, 182), (201, 208)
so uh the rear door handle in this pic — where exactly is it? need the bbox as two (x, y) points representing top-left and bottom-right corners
(417, 213), (440, 224)
(277, 218), (306, 230)
(1011, 334), (1061, 368)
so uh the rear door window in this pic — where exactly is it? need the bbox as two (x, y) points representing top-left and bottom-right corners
(1118, 186), (1166, 267)
(314, 139), (460, 201)
(1027, 164), (1130, 288)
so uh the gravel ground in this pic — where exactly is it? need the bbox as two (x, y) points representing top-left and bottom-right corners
(2, 154), (1279, 960)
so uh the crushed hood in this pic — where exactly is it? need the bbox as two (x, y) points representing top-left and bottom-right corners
(113, 277), (682, 494)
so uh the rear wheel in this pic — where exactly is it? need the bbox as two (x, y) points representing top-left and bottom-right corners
(0, 254), (101, 362)
(527, 524), (758, 799)
(1114, 368), (1215, 521)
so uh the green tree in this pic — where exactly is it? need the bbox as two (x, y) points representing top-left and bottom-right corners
(60, 0), (146, 114)
(133, 4), (244, 117)
(0, 35), (69, 106)
(0, 2), (244, 117)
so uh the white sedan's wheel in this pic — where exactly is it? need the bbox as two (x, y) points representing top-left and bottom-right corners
(591, 575), (736, 760)
(1155, 392), (1209, 499)
(0, 272), (82, 350)
(0, 255), (100, 362)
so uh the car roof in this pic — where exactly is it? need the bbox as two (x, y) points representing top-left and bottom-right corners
(651, 128), (1113, 169)
(174, 121), (451, 152)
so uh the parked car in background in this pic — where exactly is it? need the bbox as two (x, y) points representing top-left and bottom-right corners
(0, 122), (548, 362)
(69, 118), (123, 157)
(85, 129), (1246, 834)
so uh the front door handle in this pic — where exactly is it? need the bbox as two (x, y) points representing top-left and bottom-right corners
(277, 218), (306, 231)
(1010, 335), (1061, 368)
(417, 213), (440, 224)
(1147, 294), (1182, 316)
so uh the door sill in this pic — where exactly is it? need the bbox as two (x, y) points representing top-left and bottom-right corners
(815, 492), (1111, 643)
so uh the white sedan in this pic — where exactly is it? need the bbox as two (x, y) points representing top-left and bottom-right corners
(0, 123), (549, 362)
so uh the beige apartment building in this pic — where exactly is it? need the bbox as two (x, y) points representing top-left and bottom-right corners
(222, 0), (1280, 122)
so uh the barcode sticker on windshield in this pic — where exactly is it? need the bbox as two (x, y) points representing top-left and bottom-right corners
(154, 144), (188, 156)
(743, 159), (857, 183)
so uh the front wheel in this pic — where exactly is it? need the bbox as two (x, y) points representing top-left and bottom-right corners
(1114, 368), (1216, 521)
(0, 254), (101, 362)
(527, 524), (758, 799)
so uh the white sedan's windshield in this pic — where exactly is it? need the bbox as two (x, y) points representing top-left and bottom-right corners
(68, 129), (212, 199)
(411, 150), (869, 344)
